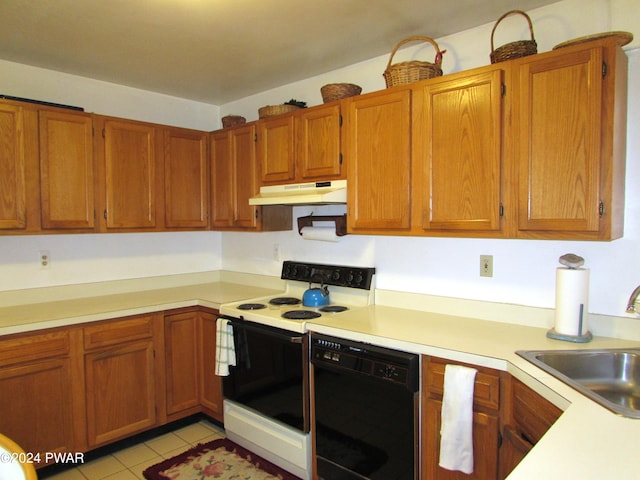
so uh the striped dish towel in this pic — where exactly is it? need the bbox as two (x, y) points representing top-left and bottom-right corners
(215, 317), (236, 376)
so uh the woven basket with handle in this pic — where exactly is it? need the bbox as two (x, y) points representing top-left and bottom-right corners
(383, 36), (445, 88)
(490, 10), (537, 63)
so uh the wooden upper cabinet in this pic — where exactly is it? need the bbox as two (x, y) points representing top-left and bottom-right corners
(0, 103), (27, 229)
(39, 109), (95, 230)
(99, 117), (159, 230)
(210, 129), (234, 228)
(163, 127), (208, 229)
(514, 40), (627, 239)
(257, 114), (295, 184)
(232, 124), (260, 228)
(295, 103), (343, 180)
(345, 88), (412, 233)
(413, 67), (506, 235)
(210, 124), (259, 230)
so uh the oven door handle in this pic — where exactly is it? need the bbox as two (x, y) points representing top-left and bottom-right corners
(218, 315), (305, 343)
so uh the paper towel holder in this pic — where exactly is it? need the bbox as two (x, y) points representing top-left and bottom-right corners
(297, 214), (347, 236)
(547, 253), (593, 343)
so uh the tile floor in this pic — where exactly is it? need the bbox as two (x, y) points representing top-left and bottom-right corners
(40, 420), (225, 480)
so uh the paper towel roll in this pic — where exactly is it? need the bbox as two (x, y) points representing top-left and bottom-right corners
(300, 226), (340, 242)
(554, 267), (589, 336)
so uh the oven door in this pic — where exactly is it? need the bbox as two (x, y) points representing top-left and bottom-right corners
(221, 316), (310, 433)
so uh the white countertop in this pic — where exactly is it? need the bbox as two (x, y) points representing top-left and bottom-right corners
(1, 273), (639, 479)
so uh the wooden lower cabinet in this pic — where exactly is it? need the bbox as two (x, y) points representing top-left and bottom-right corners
(0, 329), (84, 467)
(499, 378), (562, 479)
(163, 308), (223, 422)
(84, 315), (159, 447)
(423, 399), (499, 480)
(199, 311), (224, 421)
(422, 356), (501, 480)
(165, 310), (201, 418)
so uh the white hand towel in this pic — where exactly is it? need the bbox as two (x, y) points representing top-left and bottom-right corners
(438, 364), (477, 474)
(215, 318), (236, 376)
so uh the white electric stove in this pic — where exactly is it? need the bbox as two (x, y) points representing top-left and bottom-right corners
(219, 261), (376, 333)
(218, 261), (376, 479)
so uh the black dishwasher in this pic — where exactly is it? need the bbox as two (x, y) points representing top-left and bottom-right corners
(311, 334), (419, 480)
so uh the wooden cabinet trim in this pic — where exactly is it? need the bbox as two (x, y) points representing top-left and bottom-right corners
(83, 315), (154, 350)
(0, 330), (70, 367)
(426, 357), (501, 411)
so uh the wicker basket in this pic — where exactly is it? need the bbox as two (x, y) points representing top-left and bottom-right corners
(383, 36), (445, 88)
(221, 115), (246, 128)
(490, 10), (537, 64)
(258, 104), (301, 119)
(320, 83), (362, 103)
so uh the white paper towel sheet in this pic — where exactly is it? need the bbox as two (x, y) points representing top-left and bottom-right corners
(300, 226), (340, 242)
(554, 267), (590, 336)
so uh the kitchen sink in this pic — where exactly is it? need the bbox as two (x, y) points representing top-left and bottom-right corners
(516, 349), (640, 418)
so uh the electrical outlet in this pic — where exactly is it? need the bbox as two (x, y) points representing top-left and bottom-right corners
(480, 255), (493, 277)
(39, 250), (51, 269)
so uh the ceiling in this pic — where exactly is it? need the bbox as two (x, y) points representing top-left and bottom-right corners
(0, 0), (559, 105)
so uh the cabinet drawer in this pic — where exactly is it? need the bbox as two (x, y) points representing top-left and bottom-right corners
(0, 330), (70, 367)
(426, 359), (501, 411)
(84, 315), (154, 350)
(512, 378), (562, 444)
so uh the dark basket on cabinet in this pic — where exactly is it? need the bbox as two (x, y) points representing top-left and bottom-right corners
(320, 83), (362, 103)
(221, 115), (246, 128)
(490, 10), (537, 63)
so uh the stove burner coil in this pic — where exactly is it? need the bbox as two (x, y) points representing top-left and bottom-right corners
(237, 303), (267, 310)
(269, 297), (301, 306)
(282, 310), (322, 320)
(319, 305), (348, 313)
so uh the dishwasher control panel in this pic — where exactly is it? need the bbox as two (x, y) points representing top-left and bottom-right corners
(311, 334), (419, 391)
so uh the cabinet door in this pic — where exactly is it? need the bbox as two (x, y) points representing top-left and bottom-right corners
(0, 103), (27, 229)
(39, 110), (95, 230)
(164, 128), (208, 228)
(210, 130), (234, 227)
(102, 118), (157, 229)
(516, 47), (603, 234)
(200, 311), (223, 421)
(85, 340), (156, 446)
(423, 398), (499, 480)
(345, 89), (412, 232)
(0, 358), (76, 463)
(257, 115), (295, 184)
(0, 329), (83, 466)
(414, 69), (504, 233)
(296, 103), (342, 180)
(231, 124), (259, 228)
(165, 311), (200, 417)
(210, 125), (259, 230)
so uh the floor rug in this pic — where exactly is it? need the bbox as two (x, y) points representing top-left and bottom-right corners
(142, 438), (300, 480)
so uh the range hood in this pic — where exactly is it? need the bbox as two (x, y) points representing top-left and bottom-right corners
(249, 180), (347, 206)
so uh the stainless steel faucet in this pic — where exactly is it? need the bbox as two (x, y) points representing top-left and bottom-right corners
(626, 285), (640, 313)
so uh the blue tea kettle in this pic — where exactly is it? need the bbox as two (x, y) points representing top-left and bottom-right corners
(302, 275), (330, 307)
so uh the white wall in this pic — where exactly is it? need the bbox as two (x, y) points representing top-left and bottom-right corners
(220, 0), (640, 320)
